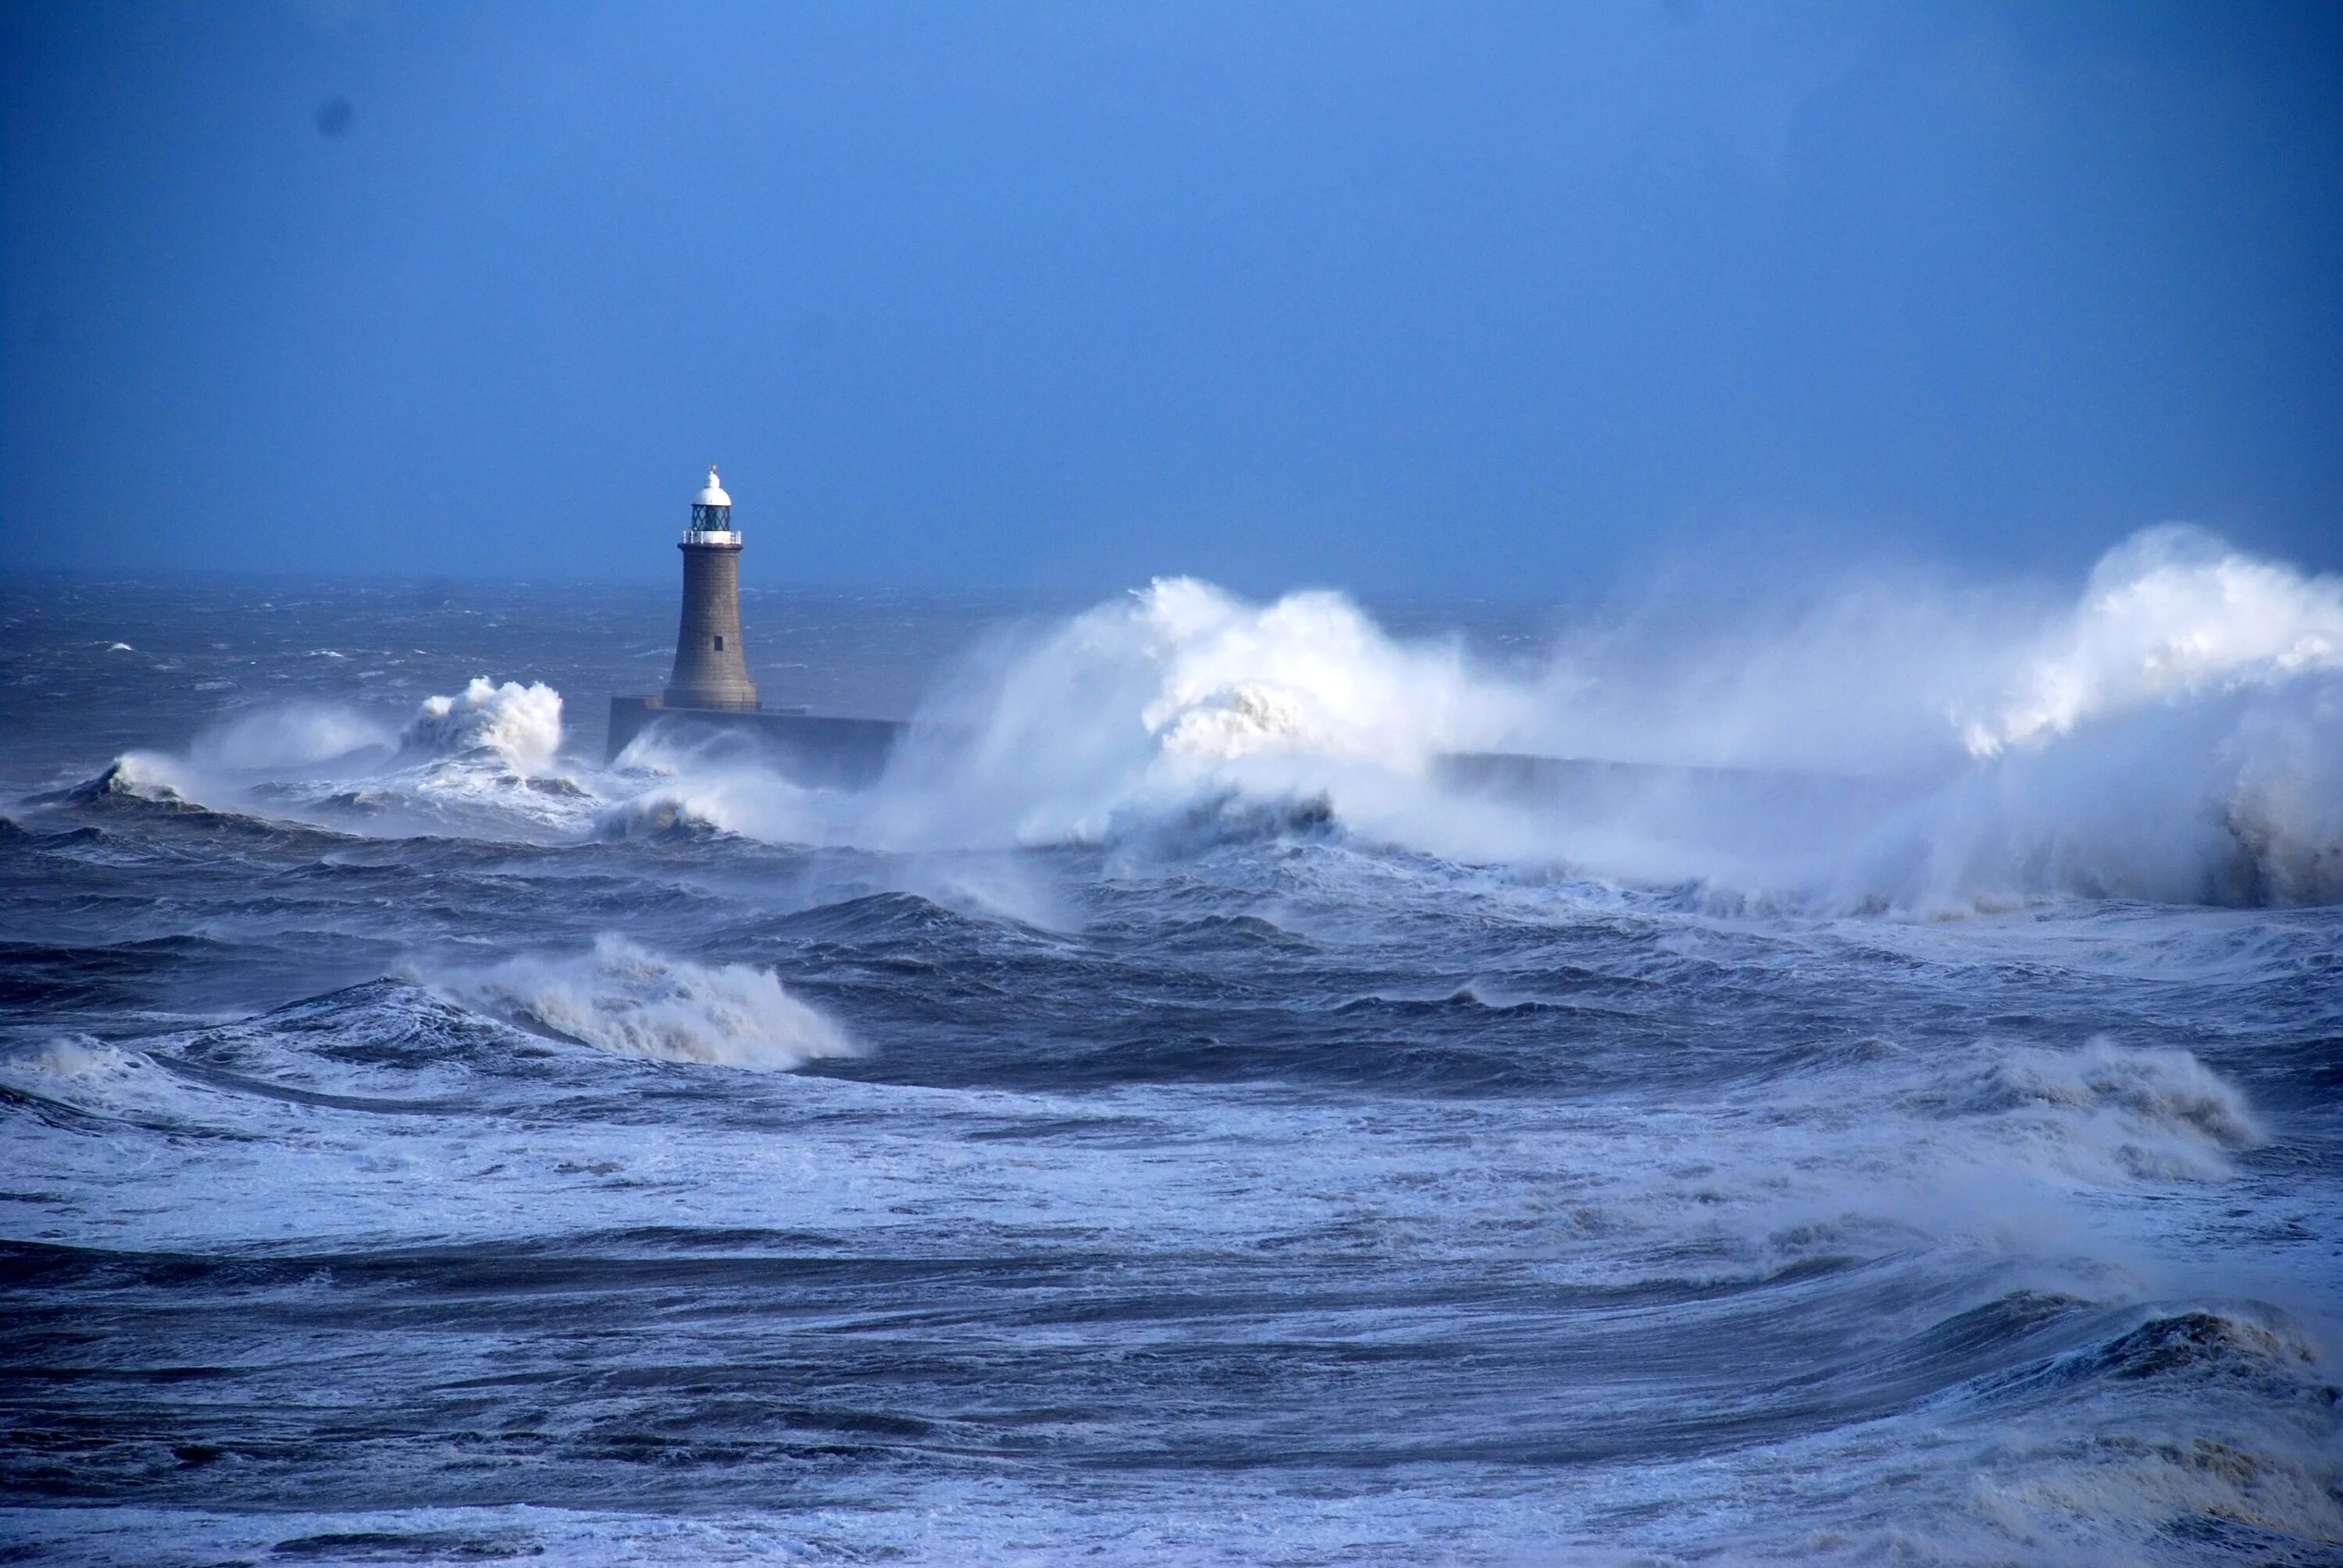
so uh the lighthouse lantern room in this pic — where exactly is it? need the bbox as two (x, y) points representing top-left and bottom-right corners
(686, 465), (738, 543)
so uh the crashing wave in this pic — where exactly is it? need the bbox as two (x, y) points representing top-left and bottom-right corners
(427, 528), (2338, 911)
(593, 791), (734, 842)
(4, 1035), (144, 1081)
(40, 754), (202, 813)
(15, 682), (593, 842)
(1840, 673), (2343, 911)
(1935, 1038), (2264, 1181)
(401, 678), (564, 774)
(37, 526), (2330, 911)
(1094, 578), (1520, 771)
(1104, 787), (1339, 857)
(429, 935), (855, 1071)
(2084, 1310), (2320, 1386)
(900, 533), (2338, 909)
(1963, 525), (2343, 757)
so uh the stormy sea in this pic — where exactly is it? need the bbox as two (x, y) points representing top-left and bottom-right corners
(3, 526), (2340, 1566)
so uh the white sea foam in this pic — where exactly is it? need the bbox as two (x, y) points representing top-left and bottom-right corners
(5, 1035), (141, 1080)
(833, 576), (1524, 850)
(59, 526), (2339, 911)
(78, 750), (195, 805)
(1965, 524), (2343, 757)
(592, 789), (734, 840)
(0, 1035), (206, 1125)
(402, 677), (564, 773)
(1550, 1032), (2275, 1296)
(758, 526), (2340, 909)
(431, 935), (856, 1071)
(599, 725), (829, 843)
(41, 679), (587, 836)
(1940, 1037), (2264, 1182)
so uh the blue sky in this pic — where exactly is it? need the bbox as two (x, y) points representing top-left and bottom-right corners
(3, 1), (2338, 594)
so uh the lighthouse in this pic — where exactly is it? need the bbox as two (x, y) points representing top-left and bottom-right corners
(662, 465), (758, 711)
(607, 465), (904, 778)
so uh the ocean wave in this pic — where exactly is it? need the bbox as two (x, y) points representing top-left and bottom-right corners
(851, 576), (1521, 850)
(399, 677), (563, 773)
(1103, 787), (1339, 857)
(1964, 524), (2343, 757)
(39, 754), (201, 812)
(840, 526), (2343, 910)
(0, 1034), (214, 1135)
(1944, 1305), (2343, 1552)
(21, 532), (2336, 914)
(1837, 674), (2343, 912)
(591, 788), (749, 843)
(16, 682), (601, 841)
(2077, 1309), (2324, 1390)
(5, 1035), (145, 1082)
(1933, 1038), (2264, 1181)
(427, 935), (857, 1071)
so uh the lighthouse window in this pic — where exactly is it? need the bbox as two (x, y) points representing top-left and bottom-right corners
(712, 636), (725, 650)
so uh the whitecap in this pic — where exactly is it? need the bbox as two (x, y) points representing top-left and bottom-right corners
(430, 935), (856, 1071)
(401, 677), (564, 774)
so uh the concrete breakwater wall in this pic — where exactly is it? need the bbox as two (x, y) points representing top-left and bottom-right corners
(606, 698), (906, 787)
(608, 701), (1909, 823)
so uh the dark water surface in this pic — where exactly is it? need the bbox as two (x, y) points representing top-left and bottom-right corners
(2, 578), (2339, 1565)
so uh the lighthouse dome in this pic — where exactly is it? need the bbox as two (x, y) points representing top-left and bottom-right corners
(694, 466), (732, 508)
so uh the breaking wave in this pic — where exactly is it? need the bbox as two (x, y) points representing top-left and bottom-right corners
(25, 530), (2337, 911)
(825, 526), (2343, 910)
(1935, 1038), (2265, 1183)
(24, 679), (593, 840)
(5, 1035), (146, 1082)
(591, 790), (736, 841)
(427, 935), (857, 1071)
(400, 677), (564, 774)
(44, 753), (201, 811)
(1965, 525), (2343, 757)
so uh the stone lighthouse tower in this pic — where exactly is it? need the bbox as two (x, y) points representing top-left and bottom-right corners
(608, 463), (903, 768)
(663, 465), (759, 711)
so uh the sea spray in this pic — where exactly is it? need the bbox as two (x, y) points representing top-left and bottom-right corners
(854, 577), (1528, 850)
(429, 935), (856, 1070)
(10, 570), (2338, 1566)
(35, 534), (2335, 911)
(27, 678), (591, 839)
(1965, 523), (2343, 757)
(786, 527), (2343, 907)
(401, 677), (564, 773)
(191, 703), (395, 772)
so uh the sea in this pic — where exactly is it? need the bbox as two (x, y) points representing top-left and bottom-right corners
(3, 527), (2340, 1565)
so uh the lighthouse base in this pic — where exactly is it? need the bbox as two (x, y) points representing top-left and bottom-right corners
(606, 697), (906, 787)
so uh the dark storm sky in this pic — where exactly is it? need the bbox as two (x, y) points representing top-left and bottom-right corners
(2, 2), (2338, 594)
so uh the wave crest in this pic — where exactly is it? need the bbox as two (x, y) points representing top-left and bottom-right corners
(44, 754), (201, 812)
(401, 678), (563, 774)
(1129, 579), (1515, 768)
(1967, 524), (2343, 757)
(430, 935), (855, 1071)
(1947, 1039), (2263, 1181)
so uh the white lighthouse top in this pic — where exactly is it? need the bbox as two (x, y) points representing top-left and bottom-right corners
(683, 464), (741, 546)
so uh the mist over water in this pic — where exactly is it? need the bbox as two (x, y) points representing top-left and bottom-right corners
(598, 525), (2343, 911)
(3, 531), (2340, 1564)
